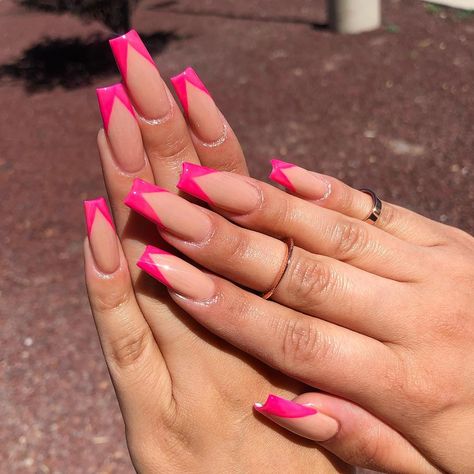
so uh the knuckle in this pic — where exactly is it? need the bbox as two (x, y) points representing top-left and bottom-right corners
(332, 220), (369, 260)
(286, 255), (335, 308)
(148, 137), (193, 165)
(280, 318), (326, 367)
(378, 203), (397, 230)
(108, 327), (152, 370)
(92, 283), (133, 314)
(225, 229), (252, 263)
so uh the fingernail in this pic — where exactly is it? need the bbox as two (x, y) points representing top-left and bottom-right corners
(96, 83), (145, 173)
(124, 178), (212, 242)
(269, 159), (331, 202)
(254, 394), (317, 418)
(137, 245), (215, 300)
(84, 197), (119, 274)
(177, 162), (261, 214)
(254, 394), (339, 442)
(110, 29), (171, 121)
(171, 67), (227, 146)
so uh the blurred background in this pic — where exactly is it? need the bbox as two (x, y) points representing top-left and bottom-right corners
(1, 0), (473, 472)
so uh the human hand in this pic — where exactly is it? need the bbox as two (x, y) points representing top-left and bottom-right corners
(125, 157), (474, 473)
(84, 30), (348, 473)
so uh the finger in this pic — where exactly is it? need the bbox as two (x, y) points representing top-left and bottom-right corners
(170, 67), (248, 175)
(254, 393), (439, 473)
(270, 159), (445, 246)
(83, 198), (172, 436)
(96, 84), (156, 236)
(176, 163), (428, 281)
(125, 179), (404, 340)
(136, 245), (394, 406)
(109, 30), (200, 190)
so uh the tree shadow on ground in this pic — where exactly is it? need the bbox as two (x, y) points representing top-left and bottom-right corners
(0, 31), (181, 93)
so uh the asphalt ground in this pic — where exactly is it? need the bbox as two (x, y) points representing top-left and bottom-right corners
(1, 0), (473, 472)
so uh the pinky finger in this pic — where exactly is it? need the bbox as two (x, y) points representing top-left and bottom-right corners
(254, 392), (440, 474)
(83, 198), (172, 437)
(269, 159), (446, 246)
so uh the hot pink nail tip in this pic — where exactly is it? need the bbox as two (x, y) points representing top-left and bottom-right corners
(177, 162), (216, 204)
(124, 178), (168, 225)
(170, 67), (210, 115)
(137, 245), (173, 287)
(83, 197), (115, 236)
(254, 394), (317, 418)
(269, 159), (297, 192)
(109, 29), (155, 80)
(96, 83), (134, 131)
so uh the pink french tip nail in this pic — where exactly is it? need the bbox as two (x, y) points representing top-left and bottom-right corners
(137, 245), (173, 286)
(124, 178), (168, 225)
(109, 29), (155, 80)
(96, 83), (134, 132)
(254, 394), (317, 418)
(269, 158), (297, 192)
(177, 162), (216, 204)
(83, 197), (115, 237)
(170, 67), (211, 115)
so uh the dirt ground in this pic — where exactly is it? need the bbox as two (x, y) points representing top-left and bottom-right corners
(0, 0), (473, 472)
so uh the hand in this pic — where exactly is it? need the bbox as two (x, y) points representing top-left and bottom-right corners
(84, 30), (348, 473)
(126, 156), (474, 473)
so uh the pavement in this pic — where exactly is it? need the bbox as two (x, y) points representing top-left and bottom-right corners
(0, 0), (473, 472)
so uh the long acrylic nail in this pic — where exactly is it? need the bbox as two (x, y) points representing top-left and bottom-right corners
(137, 245), (215, 300)
(177, 162), (260, 214)
(124, 178), (212, 242)
(171, 67), (226, 146)
(84, 197), (119, 274)
(96, 83), (145, 173)
(110, 29), (171, 121)
(254, 394), (339, 442)
(270, 159), (331, 201)
(254, 394), (317, 418)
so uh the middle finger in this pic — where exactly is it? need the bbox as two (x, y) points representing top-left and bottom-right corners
(176, 163), (428, 282)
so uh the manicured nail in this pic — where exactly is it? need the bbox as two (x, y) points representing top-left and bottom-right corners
(110, 29), (171, 121)
(124, 178), (212, 242)
(269, 159), (331, 201)
(137, 245), (215, 300)
(254, 394), (339, 442)
(171, 67), (226, 146)
(96, 83), (145, 173)
(84, 197), (119, 274)
(254, 394), (317, 418)
(177, 162), (260, 214)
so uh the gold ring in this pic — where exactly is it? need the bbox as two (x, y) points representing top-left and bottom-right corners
(261, 237), (295, 300)
(359, 188), (382, 224)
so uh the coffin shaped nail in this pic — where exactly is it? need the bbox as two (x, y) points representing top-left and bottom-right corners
(96, 83), (135, 132)
(269, 159), (331, 201)
(137, 245), (215, 300)
(177, 162), (260, 213)
(84, 197), (115, 236)
(124, 178), (167, 225)
(125, 178), (212, 242)
(109, 29), (155, 80)
(254, 394), (317, 418)
(83, 197), (119, 274)
(171, 67), (211, 116)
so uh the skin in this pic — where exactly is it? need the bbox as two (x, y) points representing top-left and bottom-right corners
(86, 31), (474, 473)
(85, 63), (348, 472)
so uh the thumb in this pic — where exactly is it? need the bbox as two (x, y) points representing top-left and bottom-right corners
(254, 392), (440, 473)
